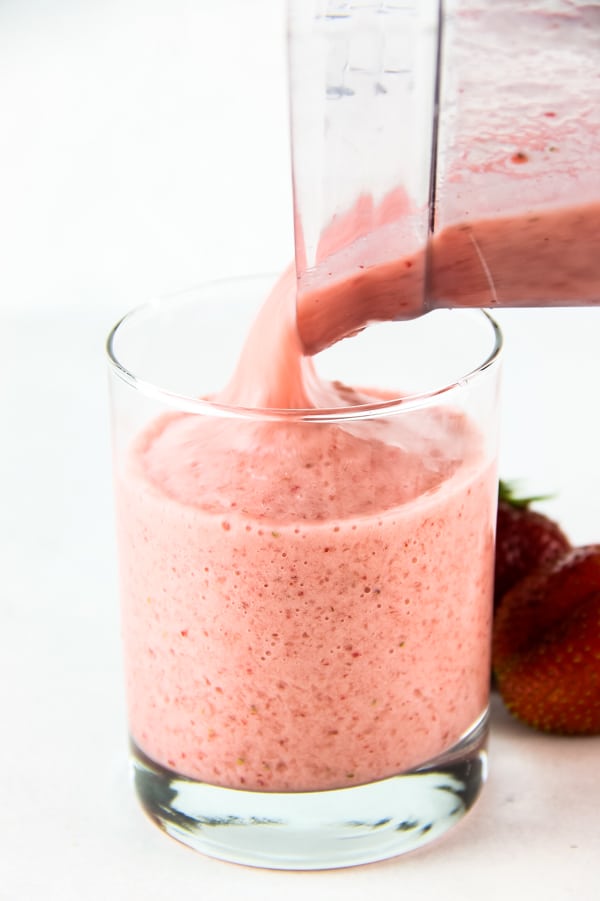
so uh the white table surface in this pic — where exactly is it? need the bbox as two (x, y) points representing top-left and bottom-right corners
(1, 2), (599, 898)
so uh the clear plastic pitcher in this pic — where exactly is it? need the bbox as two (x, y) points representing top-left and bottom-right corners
(288, 1), (600, 353)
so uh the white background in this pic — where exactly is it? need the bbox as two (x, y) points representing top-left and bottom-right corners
(1, 1), (599, 899)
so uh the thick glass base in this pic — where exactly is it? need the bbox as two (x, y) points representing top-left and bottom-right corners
(131, 710), (489, 870)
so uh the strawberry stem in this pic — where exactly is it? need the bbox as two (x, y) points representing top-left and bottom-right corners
(499, 479), (554, 509)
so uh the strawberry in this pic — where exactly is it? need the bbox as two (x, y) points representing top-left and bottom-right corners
(492, 545), (600, 735)
(494, 480), (571, 609)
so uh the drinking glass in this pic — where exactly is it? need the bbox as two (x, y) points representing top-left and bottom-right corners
(106, 274), (502, 869)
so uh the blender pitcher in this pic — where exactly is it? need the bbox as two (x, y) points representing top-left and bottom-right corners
(288, 0), (600, 354)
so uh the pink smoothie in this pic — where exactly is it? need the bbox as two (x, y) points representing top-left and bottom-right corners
(116, 271), (497, 792)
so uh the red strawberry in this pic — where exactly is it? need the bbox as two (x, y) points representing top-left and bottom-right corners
(494, 480), (570, 609)
(492, 545), (600, 735)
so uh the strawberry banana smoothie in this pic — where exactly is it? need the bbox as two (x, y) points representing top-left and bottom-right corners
(116, 271), (498, 793)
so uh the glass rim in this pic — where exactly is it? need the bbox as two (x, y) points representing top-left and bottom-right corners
(105, 275), (503, 423)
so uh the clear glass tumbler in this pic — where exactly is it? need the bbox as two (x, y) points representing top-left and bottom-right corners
(106, 274), (502, 869)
